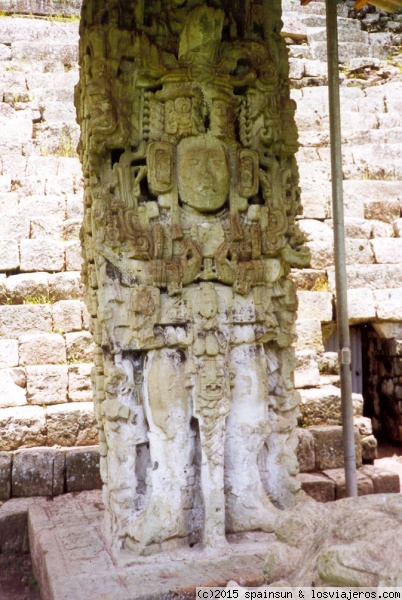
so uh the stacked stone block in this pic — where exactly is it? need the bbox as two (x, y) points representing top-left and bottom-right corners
(296, 426), (399, 502)
(281, 0), (402, 444)
(0, 15), (97, 455)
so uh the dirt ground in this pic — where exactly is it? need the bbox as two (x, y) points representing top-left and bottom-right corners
(0, 553), (40, 600)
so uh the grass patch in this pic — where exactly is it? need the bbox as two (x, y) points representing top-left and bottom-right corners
(23, 293), (54, 305)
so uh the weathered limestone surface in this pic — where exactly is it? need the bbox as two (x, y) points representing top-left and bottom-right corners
(65, 446), (101, 492)
(294, 350), (320, 388)
(0, 403), (97, 451)
(27, 490), (402, 597)
(286, 1), (402, 445)
(309, 425), (362, 471)
(296, 428), (315, 472)
(19, 333), (66, 366)
(0, 11), (95, 456)
(12, 448), (65, 497)
(0, 496), (48, 553)
(29, 491), (271, 600)
(0, 445), (102, 501)
(264, 494), (402, 586)
(299, 386), (363, 427)
(76, 0), (310, 554)
(0, 1), (81, 16)
(0, 451), (12, 501)
(0, 0), (400, 527)
(296, 472), (335, 503)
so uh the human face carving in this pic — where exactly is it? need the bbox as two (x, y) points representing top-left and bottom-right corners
(177, 136), (230, 213)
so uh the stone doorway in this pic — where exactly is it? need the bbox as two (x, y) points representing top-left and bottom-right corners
(325, 323), (402, 464)
(362, 323), (402, 445)
(324, 325), (363, 395)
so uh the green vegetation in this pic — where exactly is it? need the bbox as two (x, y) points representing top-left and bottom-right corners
(23, 293), (54, 305)
(47, 14), (80, 23)
(311, 274), (330, 292)
(67, 352), (80, 364)
(29, 575), (40, 593)
(58, 130), (77, 158)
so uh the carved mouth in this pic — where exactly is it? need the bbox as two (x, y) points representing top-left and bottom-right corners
(198, 185), (216, 192)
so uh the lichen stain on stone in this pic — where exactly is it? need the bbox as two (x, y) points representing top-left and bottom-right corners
(76, 0), (308, 556)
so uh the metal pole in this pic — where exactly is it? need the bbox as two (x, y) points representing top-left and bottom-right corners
(325, 0), (358, 497)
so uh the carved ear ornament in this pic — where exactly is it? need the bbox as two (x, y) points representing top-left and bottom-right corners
(147, 141), (174, 195)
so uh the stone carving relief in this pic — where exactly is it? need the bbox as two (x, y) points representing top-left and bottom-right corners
(76, 0), (310, 556)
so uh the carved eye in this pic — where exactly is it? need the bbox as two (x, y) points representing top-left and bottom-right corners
(188, 158), (200, 166)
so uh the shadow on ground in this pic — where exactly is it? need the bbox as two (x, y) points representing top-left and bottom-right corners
(0, 553), (40, 600)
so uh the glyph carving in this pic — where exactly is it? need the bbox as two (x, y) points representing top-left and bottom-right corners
(76, 0), (309, 555)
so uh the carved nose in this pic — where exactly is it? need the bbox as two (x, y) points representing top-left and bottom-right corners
(200, 159), (214, 187)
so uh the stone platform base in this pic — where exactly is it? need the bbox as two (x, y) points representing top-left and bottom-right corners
(28, 491), (271, 600)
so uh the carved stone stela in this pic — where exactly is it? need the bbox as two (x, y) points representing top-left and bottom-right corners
(75, 0), (309, 555)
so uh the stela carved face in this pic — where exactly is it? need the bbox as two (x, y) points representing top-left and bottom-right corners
(176, 135), (230, 213)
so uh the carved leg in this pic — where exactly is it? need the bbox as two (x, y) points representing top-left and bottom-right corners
(102, 355), (139, 547)
(264, 345), (301, 509)
(192, 354), (230, 549)
(225, 343), (279, 533)
(128, 348), (193, 548)
(198, 414), (228, 549)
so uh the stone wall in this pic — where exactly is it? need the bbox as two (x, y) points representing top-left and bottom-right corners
(282, 0), (402, 444)
(0, 445), (101, 502)
(0, 12), (98, 452)
(347, 0), (402, 40)
(0, 0), (81, 17)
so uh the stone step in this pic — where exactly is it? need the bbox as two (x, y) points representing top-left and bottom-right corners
(326, 264), (402, 291)
(346, 143), (402, 180)
(281, 12), (308, 41)
(296, 119), (402, 147)
(310, 41), (375, 63)
(298, 466), (400, 502)
(281, 0), (326, 15)
(11, 40), (78, 63)
(369, 31), (398, 59)
(0, 446), (101, 502)
(0, 402), (97, 451)
(323, 217), (395, 240)
(345, 127), (402, 145)
(307, 24), (368, 45)
(298, 159), (331, 184)
(295, 85), (365, 114)
(0, 496), (48, 553)
(298, 14), (363, 32)
(0, 17), (78, 44)
(298, 385), (363, 427)
(288, 44), (314, 60)
(0, 1), (81, 17)
(26, 69), (78, 91)
(0, 275), (84, 326)
(306, 237), (375, 270)
(301, 418), (373, 468)
(298, 144), (402, 181)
